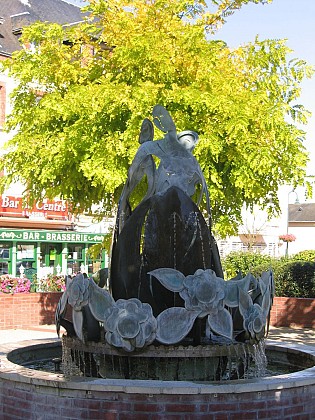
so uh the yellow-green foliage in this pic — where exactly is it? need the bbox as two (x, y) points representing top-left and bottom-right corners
(0, 0), (313, 235)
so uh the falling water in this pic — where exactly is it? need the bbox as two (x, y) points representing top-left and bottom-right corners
(194, 212), (206, 270)
(252, 340), (267, 377)
(172, 212), (177, 270)
(29, 336), (275, 381)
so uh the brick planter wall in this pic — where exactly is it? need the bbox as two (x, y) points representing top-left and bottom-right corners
(0, 292), (62, 330)
(270, 296), (315, 328)
(0, 293), (314, 330)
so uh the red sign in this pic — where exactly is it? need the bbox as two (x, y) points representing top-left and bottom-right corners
(0, 195), (69, 220)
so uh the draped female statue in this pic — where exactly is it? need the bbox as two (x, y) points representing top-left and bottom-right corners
(110, 105), (223, 317)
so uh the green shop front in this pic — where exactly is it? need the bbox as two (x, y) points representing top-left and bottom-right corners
(0, 229), (107, 279)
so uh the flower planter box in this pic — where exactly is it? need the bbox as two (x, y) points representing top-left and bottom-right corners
(270, 296), (315, 328)
(0, 292), (62, 330)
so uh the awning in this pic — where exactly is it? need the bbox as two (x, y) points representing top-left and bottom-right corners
(0, 217), (73, 230)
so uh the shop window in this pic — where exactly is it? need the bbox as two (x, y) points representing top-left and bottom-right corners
(67, 244), (84, 276)
(87, 260), (101, 275)
(17, 244), (34, 260)
(86, 244), (103, 275)
(0, 262), (8, 275)
(16, 244), (36, 277)
(0, 243), (11, 275)
(40, 244), (62, 276)
(0, 244), (10, 259)
(67, 244), (83, 260)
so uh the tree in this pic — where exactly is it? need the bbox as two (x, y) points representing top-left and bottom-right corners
(0, 0), (313, 236)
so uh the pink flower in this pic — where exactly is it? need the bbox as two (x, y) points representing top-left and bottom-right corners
(0, 275), (31, 294)
(37, 274), (66, 292)
(279, 234), (296, 243)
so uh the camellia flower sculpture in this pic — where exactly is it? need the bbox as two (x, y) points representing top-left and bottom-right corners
(56, 269), (274, 352)
(104, 299), (157, 352)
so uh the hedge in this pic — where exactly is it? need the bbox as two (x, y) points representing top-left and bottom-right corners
(222, 251), (315, 298)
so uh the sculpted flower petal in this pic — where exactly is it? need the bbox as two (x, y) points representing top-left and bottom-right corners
(135, 329), (146, 348)
(179, 288), (189, 302)
(143, 318), (157, 341)
(105, 307), (121, 332)
(195, 279), (215, 303)
(116, 299), (128, 309)
(125, 299), (140, 312)
(194, 268), (206, 276)
(121, 338), (134, 352)
(253, 316), (263, 334)
(72, 310), (84, 342)
(183, 275), (195, 289)
(133, 309), (148, 323)
(207, 308), (233, 340)
(117, 316), (140, 339)
(216, 287), (225, 302)
(107, 331), (122, 347)
(156, 307), (200, 344)
(141, 302), (155, 317)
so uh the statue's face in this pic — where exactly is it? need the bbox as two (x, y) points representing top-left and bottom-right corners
(178, 134), (197, 151)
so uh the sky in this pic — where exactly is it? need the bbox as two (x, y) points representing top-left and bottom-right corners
(211, 0), (315, 178)
(67, 0), (315, 178)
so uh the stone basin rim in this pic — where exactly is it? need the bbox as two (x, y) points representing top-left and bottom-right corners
(0, 338), (314, 395)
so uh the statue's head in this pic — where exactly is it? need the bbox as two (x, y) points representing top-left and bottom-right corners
(177, 131), (199, 151)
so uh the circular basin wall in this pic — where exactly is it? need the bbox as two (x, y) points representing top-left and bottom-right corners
(0, 339), (314, 419)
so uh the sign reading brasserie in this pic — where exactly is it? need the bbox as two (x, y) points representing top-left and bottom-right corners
(0, 195), (69, 220)
(0, 229), (105, 244)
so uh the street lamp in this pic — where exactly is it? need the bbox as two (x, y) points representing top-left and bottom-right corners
(285, 189), (299, 258)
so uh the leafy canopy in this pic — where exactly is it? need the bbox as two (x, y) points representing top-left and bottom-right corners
(0, 0), (313, 236)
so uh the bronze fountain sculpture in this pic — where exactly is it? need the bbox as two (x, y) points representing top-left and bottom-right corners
(56, 105), (274, 380)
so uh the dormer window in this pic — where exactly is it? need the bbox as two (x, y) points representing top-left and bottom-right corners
(11, 12), (34, 35)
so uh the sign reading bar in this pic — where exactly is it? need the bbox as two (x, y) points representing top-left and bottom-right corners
(0, 229), (106, 244)
(0, 195), (69, 220)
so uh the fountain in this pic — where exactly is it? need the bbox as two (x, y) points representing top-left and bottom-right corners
(55, 105), (274, 381)
(0, 106), (314, 418)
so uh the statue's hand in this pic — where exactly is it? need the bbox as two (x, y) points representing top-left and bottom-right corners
(139, 118), (154, 144)
(152, 104), (176, 133)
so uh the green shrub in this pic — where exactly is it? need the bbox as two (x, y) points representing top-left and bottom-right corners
(251, 260), (295, 297)
(283, 261), (315, 298)
(223, 251), (315, 298)
(222, 251), (273, 279)
(291, 250), (315, 262)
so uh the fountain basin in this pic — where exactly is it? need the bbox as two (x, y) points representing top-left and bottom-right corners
(0, 338), (314, 418)
(60, 336), (269, 381)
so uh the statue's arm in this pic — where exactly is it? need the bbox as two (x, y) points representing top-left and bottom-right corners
(118, 144), (156, 232)
(126, 149), (156, 202)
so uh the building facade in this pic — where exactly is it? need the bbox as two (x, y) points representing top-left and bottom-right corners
(0, 1), (108, 280)
(217, 192), (315, 260)
(0, 227), (106, 279)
